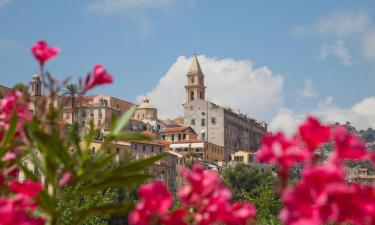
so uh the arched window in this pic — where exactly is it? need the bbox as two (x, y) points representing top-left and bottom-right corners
(200, 91), (204, 99)
(191, 77), (195, 84)
(190, 91), (194, 100)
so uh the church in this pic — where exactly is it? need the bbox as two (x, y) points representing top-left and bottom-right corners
(183, 55), (268, 161)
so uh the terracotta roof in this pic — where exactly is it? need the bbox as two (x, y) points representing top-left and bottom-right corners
(160, 126), (196, 133)
(130, 140), (165, 146)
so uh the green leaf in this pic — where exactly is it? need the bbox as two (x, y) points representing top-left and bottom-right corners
(113, 152), (167, 175)
(111, 105), (136, 136)
(74, 202), (134, 225)
(0, 114), (18, 155)
(80, 173), (151, 194)
(19, 162), (38, 181)
(107, 131), (153, 142)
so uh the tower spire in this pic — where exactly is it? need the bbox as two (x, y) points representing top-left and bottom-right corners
(184, 54), (206, 103)
(188, 54), (203, 75)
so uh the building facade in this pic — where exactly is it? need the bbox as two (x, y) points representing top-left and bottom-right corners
(183, 55), (267, 161)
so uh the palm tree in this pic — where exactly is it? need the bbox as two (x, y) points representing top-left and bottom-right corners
(62, 83), (80, 125)
(12, 82), (28, 94)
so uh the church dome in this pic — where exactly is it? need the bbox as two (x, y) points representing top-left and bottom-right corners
(32, 72), (41, 79)
(137, 98), (155, 109)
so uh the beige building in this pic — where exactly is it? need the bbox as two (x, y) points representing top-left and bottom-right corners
(183, 55), (267, 161)
(230, 150), (256, 165)
(160, 126), (197, 143)
(62, 94), (135, 133)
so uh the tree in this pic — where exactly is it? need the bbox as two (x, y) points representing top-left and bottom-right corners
(222, 164), (281, 223)
(12, 82), (29, 94)
(62, 83), (80, 125)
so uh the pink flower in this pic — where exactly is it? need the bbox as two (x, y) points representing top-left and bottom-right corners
(256, 133), (309, 180)
(83, 64), (113, 92)
(280, 164), (345, 225)
(9, 180), (43, 198)
(161, 209), (188, 225)
(31, 40), (59, 68)
(333, 126), (367, 160)
(299, 116), (331, 151)
(58, 172), (72, 186)
(2, 151), (17, 162)
(128, 181), (172, 225)
(320, 184), (375, 225)
(0, 91), (32, 141)
(0, 197), (45, 225)
(178, 163), (221, 206)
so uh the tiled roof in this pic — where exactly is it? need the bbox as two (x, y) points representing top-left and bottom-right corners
(160, 126), (195, 133)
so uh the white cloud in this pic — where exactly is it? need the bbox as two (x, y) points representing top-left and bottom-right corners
(315, 11), (370, 37)
(319, 41), (352, 65)
(270, 96), (375, 136)
(299, 78), (317, 98)
(137, 55), (284, 120)
(362, 30), (375, 60)
(0, 0), (11, 8)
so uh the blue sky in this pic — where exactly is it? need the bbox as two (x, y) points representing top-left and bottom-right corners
(1, 0), (375, 132)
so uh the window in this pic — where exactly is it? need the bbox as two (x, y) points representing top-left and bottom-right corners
(143, 145), (146, 151)
(191, 119), (195, 126)
(151, 146), (154, 152)
(162, 135), (166, 140)
(202, 112), (206, 116)
(248, 155), (254, 163)
(190, 91), (194, 100)
(211, 117), (216, 125)
(191, 77), (195, 83)
(91, 147), (96, 154)
(200, 91), (204, 99)
(183, 134), (186, 140)
(171, 134), (175, 141)
(199, 77), (203, 85)
(159, 147), (162, 153)
(178, 134), (181, 141)
(116, 148), (120, 154)
(201, 119), (205, 126)
(201, 132), (206, 140)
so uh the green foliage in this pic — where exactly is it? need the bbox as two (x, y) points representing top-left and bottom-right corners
(17, 103), (164, 225)
(223, 164), (281, 224)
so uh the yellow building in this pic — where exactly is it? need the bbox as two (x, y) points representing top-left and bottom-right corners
(169, 140), (225, 162)
(230, 150), (256, 165)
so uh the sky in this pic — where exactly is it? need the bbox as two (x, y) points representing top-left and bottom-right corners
(1, 0), (375, 134)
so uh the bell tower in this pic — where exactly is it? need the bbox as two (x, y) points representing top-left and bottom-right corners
(31, 73), (42, 96)
(185, 54), (206, 103)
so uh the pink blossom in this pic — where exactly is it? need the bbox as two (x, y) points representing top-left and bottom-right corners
(58, 172), (72, 186)
(178, 163), (221, 206)
(0, 197), (45, 225)
(9, 179), (43, 198)
(2, 151), (17, 162)
(280, 164), (345, 225)
(0, 91), (32, 141)
(31, 40), (59, 68)
(320, 184), (375, 225)
(333, 126), (367, 160)
(128, 181), (172, 225)
(161, 209), (188, 225)
(299, 116), (331, 151)
(256, 132), (309, 180)
(83, 64), (113, 92)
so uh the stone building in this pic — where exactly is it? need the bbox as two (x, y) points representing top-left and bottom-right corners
(134, 97), (165, 132)
(169, 139), (225, 162)
(183, 55), (267, 161)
